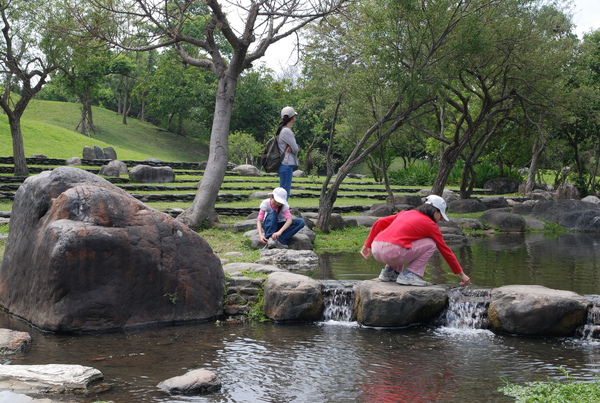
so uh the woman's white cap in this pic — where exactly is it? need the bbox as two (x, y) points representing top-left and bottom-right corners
(425, 195), (449, 221)
(281, 106), (298, 119)
(271, 187), (288, 204)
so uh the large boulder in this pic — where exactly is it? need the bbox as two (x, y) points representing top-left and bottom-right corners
(488, 285), (590, 337)
(93, 145), (105, 159)
(129, 164), (175, 183)
(479, 211), (526, 232)
(98, 160), (128, 177)
(82, 146), (95, 160)
(391, 194), (422, 207)
(232, 164), (262, 176)
(233, 219), (257, 233)
(0, 167), (224, 332)
(483, 177), (520, 194)
(555, 182), (580, 200)
(448, 198), (487, 214)
(480, 196), (509, 210)
(360, 203), (395, 217)
(263, 272), (324, 322)
(582, 195), (600, 206)
(531, 200), (600, 231)
(255, 249), (319, 272)
(293, 170), (307, 177)
(103, 146), (117, 160)
(66, 157), (81, 166)
(343, 215), (378, 227)
(511, 199), (537, 215)
(560, 209), (600, 231)
(352, 281), (447, 327)
(438, 222), (468, 244)
(451, 217), (485, 230)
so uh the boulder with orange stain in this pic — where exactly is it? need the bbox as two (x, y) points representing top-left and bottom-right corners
(0, 167), (223, 332)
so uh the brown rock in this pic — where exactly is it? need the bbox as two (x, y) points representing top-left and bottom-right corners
(0, 167), (224, 332)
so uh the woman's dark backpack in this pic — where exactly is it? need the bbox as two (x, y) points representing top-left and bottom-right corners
(261, 136), (283, 173)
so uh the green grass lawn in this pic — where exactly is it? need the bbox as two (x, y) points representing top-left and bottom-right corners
(0, 100), (208, 162)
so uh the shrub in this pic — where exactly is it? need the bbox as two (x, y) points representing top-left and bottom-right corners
(499, 368), (600, 403)
(388, 162), (437, 186)
(389, 159), (521, 188)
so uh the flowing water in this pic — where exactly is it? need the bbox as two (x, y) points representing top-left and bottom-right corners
(2, 233), (600, 402)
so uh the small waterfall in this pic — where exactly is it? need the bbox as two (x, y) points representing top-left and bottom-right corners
(576, 295), (600, 340)
(434, 288), (491, 330)
(321, 281), (357, 322)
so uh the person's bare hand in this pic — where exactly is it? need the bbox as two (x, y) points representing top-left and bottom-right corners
(459, 272), (471, 286)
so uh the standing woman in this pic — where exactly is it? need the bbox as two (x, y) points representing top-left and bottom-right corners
(277, 106), (299, 200)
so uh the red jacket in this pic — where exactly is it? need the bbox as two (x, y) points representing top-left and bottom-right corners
(364, 210), (463, 274)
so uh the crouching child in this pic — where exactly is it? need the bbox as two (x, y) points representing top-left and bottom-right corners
(257, 187), (305, 249)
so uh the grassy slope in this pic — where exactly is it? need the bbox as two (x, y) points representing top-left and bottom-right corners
(0, 100), (208, 162)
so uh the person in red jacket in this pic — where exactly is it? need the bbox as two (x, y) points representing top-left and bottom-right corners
(360, 195), (471, 286)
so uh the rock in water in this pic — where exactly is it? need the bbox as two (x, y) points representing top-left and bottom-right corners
(0, 167), (224, 332)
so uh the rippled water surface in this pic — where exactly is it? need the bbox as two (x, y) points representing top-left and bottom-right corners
(317, 232), (600, 295)
(2, 233), (600, 402)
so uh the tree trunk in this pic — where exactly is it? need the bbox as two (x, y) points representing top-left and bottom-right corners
(431, 145), (461, 196)
(316, 99), (431, 231)
(379, 142), (394, 203)
(459, 160), (477, 199)
(77, 104), (88, 136)
(122, 85), (129, 125)
(9, 114), (29, 176)
(526, 135), (545, 193)
(316, 179), (341, 232)
(139, 97), (146, 122)
(76, 95), (96, 136)
(178, 73), (237, 230)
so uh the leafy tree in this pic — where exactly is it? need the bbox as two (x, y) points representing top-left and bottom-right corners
(145, 53), (216, 137)
(303, 0), (485, 230)
(228, 130), (262, 165)
(111, 53), (137, 125)
(230, 68), (281, 140)
(56, 48), (134, 135)
(423, 1), (577, 198)
(0, 0), (61, 175)
(551, 29), (600, 195)
(130, 49), (158, 122)
(67, 0), (349, 229)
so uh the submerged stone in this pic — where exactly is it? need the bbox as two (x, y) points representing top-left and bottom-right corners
(157, 368), (221, 395)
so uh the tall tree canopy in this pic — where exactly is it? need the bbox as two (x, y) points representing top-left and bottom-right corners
(0, 0), (61, 175)
(301, 0), (577, 229)
(65, 0), (349, 229)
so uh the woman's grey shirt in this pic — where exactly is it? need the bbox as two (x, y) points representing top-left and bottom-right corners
(278, 127), (299, 167)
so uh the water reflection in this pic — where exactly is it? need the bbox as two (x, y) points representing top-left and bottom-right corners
(2, 233), (600, 402)
(317, 233), (600, 295)
(4, 317), (598, 403)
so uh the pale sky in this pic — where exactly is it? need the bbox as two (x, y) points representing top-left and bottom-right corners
(572, 0), (600, 38)
(260, 0), (600, 74)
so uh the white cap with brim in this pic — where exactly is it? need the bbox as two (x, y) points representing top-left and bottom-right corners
(281, 106), (298, 119)
(425, 194), (449, 221)
(271, 187), (288, 205)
